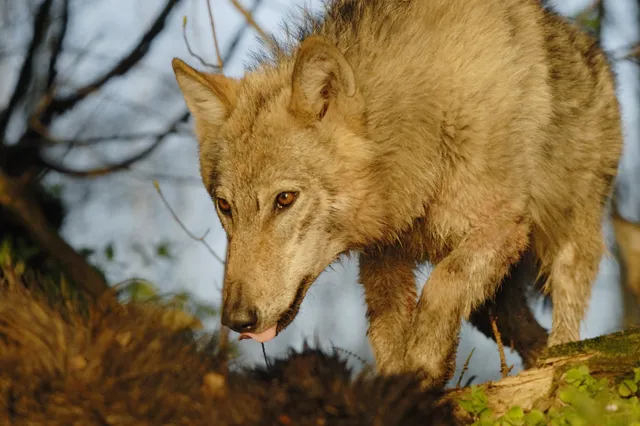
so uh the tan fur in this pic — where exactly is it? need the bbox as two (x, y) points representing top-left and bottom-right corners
(172, 0), (622, 388)
(612, 207), (640, 327)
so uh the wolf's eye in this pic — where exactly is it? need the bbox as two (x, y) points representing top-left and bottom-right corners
(217, 198), (232, 215)
(275, 192), (298, 209)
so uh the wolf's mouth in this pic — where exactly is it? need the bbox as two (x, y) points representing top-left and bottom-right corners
(276, 275), (314, 335)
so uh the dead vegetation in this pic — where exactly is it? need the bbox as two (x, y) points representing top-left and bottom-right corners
(2, 267), (639, 425)
(0, 274), (456, 426)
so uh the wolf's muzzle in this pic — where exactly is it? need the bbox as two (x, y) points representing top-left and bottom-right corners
(221, 306), (259, 333)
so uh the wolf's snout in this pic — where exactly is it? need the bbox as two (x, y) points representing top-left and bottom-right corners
(221, 306), (259, 333)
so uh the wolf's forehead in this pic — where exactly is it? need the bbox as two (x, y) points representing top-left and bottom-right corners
(216, 136), (315, 198)
(225, 75), (291, 137)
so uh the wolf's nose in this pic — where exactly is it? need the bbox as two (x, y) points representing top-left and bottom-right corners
(221, 308), (259, 333)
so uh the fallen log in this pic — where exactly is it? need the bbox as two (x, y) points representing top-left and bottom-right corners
(445, 328), (640, 424)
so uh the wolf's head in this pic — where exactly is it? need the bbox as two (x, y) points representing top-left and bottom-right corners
(172, 36), (375, 341)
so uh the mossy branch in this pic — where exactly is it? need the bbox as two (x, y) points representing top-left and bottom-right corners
(445, 328), (640, 423)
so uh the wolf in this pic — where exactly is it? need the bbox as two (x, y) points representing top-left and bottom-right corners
(172, 0), (622, 388)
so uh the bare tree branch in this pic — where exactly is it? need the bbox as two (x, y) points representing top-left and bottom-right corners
(22, 0), (262, 177)
(182, 16), (219, 69)
(490, 314), (513, 378)
(153, 180), (224, 264)
(229, 0), (273, 48)
(207, 0), (224, 68)
(181, 0), (261, 71)
(38, 0), (182, 123)
(0, 168), (108, 298)
(46, 0), (70, 89)
(223, 0), (267, 64)
(39, 111), (190, 177)
(28, 130), (191, 147)
(455, 348), (475, 389)
(0, 0), (54, 139)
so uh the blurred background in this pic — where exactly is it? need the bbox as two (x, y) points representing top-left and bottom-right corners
(1, 0), (638, 387)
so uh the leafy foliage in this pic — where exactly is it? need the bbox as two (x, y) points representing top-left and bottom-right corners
(115, 279), (222, 337)
(1, 237), (80, 297)
(459, 365), (640, 425)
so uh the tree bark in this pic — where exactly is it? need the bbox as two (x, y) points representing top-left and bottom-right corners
(0, 169), (108, 298)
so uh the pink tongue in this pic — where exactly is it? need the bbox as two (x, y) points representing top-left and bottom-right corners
(240, 325), (277, 343)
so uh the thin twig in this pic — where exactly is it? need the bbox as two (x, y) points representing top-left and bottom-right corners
(153, 180), (224, 264)
(223, 0), (267, 61)
(229, 0), (274, 48)
(182, 16), (219, 69)
(30, 130), (192, 147)
(332, 345), (369, 368)
(39, 111), (190, 177)
(46, 0), (70, 89)
(490, 314), (513, 378)
(261, 342), (270, 368)
(206, 0), (224, 68)
(0, 0), (54, 137)
(456, 347), (475, 389)
(463, 375), (478, 388)
(39, 0), (183, 122)
(596, 0), (604, 40)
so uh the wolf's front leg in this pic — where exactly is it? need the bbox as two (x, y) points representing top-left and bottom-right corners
(359, 248), (417, 375)
(405, 219), (530, 388)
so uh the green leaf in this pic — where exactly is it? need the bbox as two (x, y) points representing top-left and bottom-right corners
(475, 409), (496, 425)
(523, 409), (546, 426)
(0, 238), (13, 263)
(459, 398), (477, 414)
(194, 304), (218, 319)
(564, 366), (589, 386)
(168, 291), (190, 310)
(460, 386), (491, 418)
(14, 261), (25, 276)
(634, 368), (640, 384)
(501, 406), (525, 425)
(564, 410), (587, 426)
(15, 239), (40, 261)
(619, 380), (639, 398)
(104, 243), (115, 261)
(560, 387), (579, 404)
(78, 248), (96, 258)
(156, 242), (172, 259)
(505, 406), (524, 420)
(123, 280), (159, 302)
(46, 183), (64, 198)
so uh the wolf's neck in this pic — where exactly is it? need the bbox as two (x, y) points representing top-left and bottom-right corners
(335, 126), (444, 249)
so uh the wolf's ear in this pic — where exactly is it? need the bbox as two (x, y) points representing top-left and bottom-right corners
(289, 36), (357, 122)
(172, 58), (239, 127)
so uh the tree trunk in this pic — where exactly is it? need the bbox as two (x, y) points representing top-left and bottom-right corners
(0, 169), (108, 298)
